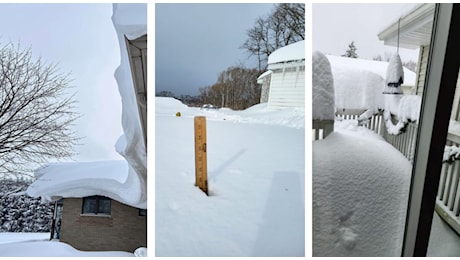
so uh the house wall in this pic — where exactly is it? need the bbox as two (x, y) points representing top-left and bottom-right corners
(415, 45), (429, 97)
(259, 75), (271, 103)
(59, 198), (147, 252)
(416, 45), (460, 121)
(267, 62), (305, 110)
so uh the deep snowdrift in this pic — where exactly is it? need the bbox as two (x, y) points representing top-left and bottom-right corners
(313, 122), (411, 256)
(156, 97), (305, 256)
(27, 160), (145, 209)
(0, 240), (134, 257)
(111, 3), (147, 209)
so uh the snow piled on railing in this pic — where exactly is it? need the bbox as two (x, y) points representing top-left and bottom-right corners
(443, 145), (460, 163)
(382, 95), (421, 135)
(313, 51), (335, 120)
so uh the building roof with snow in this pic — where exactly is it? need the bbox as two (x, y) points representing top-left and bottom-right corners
(327, 55), (416, 111)
(327, 55), (416, 87)
(27, 160), (145, 209)
(27, 3), (147, 209)
(268, 40), (305, 64)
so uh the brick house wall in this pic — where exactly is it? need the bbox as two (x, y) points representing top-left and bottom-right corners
(59, 198), (147, 252)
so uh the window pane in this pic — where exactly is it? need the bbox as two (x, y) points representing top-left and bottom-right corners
(98, 198), (111, 214)
(82, 197), (97, 214)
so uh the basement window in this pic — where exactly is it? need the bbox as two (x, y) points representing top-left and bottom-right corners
(82, 196), (111, 216)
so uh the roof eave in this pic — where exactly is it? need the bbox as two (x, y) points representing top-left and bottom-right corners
(378, 3), (435, 49)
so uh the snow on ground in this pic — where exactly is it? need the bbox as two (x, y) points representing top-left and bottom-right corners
(0, 233), (134, 257)
(313, 120), (412, 256)
(155, 97), (305, 256)
(315, 119), (460, 256)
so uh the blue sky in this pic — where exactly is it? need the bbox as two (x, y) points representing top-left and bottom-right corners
(155, 3), (275, 96)
(0, 3), (124, 162)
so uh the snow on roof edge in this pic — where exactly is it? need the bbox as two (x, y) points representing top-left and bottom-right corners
(268, 40), (305, 64)
(27, 160), (146, 209)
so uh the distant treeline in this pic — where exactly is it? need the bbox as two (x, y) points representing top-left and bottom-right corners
(156, 3), (305, 110)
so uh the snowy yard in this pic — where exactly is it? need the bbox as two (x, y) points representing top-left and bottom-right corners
(314, 119), (460, 256)
(0, 233), (136, 256)
(155, 97), (305, 256)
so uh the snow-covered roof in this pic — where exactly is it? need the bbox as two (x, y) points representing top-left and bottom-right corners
(327, 55), (416, 86)
(257, 70), (272, 83)
(27, 160), (145, 209)
(112, 3), (147, 40)
(27, 4), (148, 209)
(268, 40), (305, 64)
(327, 55), (416, 111)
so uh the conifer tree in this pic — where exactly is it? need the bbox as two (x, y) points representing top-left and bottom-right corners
(342, 41), (358, 58)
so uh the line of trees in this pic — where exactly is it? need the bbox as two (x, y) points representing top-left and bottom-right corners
(199, 66), (263, 110)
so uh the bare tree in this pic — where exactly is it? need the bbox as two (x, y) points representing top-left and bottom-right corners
(241, 3), (305, 70)
(200, 66), (262, 110)
(0, 42), (79, 177)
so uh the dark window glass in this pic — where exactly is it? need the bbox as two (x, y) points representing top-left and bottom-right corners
(82, 196), (111, 215)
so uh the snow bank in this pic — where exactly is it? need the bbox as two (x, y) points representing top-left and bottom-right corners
(313, 130), (411, 256)
(313, 51), (334, 120)
(111, 3), (147, 208)
(27, 160), (145, 209)
(268, 40), (305, 64)
(0, 241), (134, 257)
(156, 97), (304, 256)
(156, 97), (304, 129)
(0, 233), (49, 245)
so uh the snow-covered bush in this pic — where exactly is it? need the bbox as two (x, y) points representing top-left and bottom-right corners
(0, 179), (53, 232)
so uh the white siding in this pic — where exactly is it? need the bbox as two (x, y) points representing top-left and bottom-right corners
(416, 45), (460, 120)
(267, 64), (305, 110)
(416, 45), (429, 96)
(451, 72), (460, 120)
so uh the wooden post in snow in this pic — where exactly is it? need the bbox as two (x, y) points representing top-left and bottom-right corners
(194, 116), (208, 195)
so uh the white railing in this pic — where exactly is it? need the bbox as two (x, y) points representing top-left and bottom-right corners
(436, 134), (460, 235)
(312, 119), (334, 140)
(382, 121), (418, 164)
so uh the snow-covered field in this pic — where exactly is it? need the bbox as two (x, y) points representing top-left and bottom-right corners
(0, 233), (135, 257)
(155, 97), (305, 256)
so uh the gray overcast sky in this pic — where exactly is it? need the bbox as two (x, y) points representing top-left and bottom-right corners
(0, 3), (124, 162)
(155, 3), (275, 96)
(313, 3), (421, 63)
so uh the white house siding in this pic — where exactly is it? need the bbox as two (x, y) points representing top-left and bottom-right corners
(415, 45), (429, 96)
(415, 45), (460, 121)
(267, 63), (305, 110)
